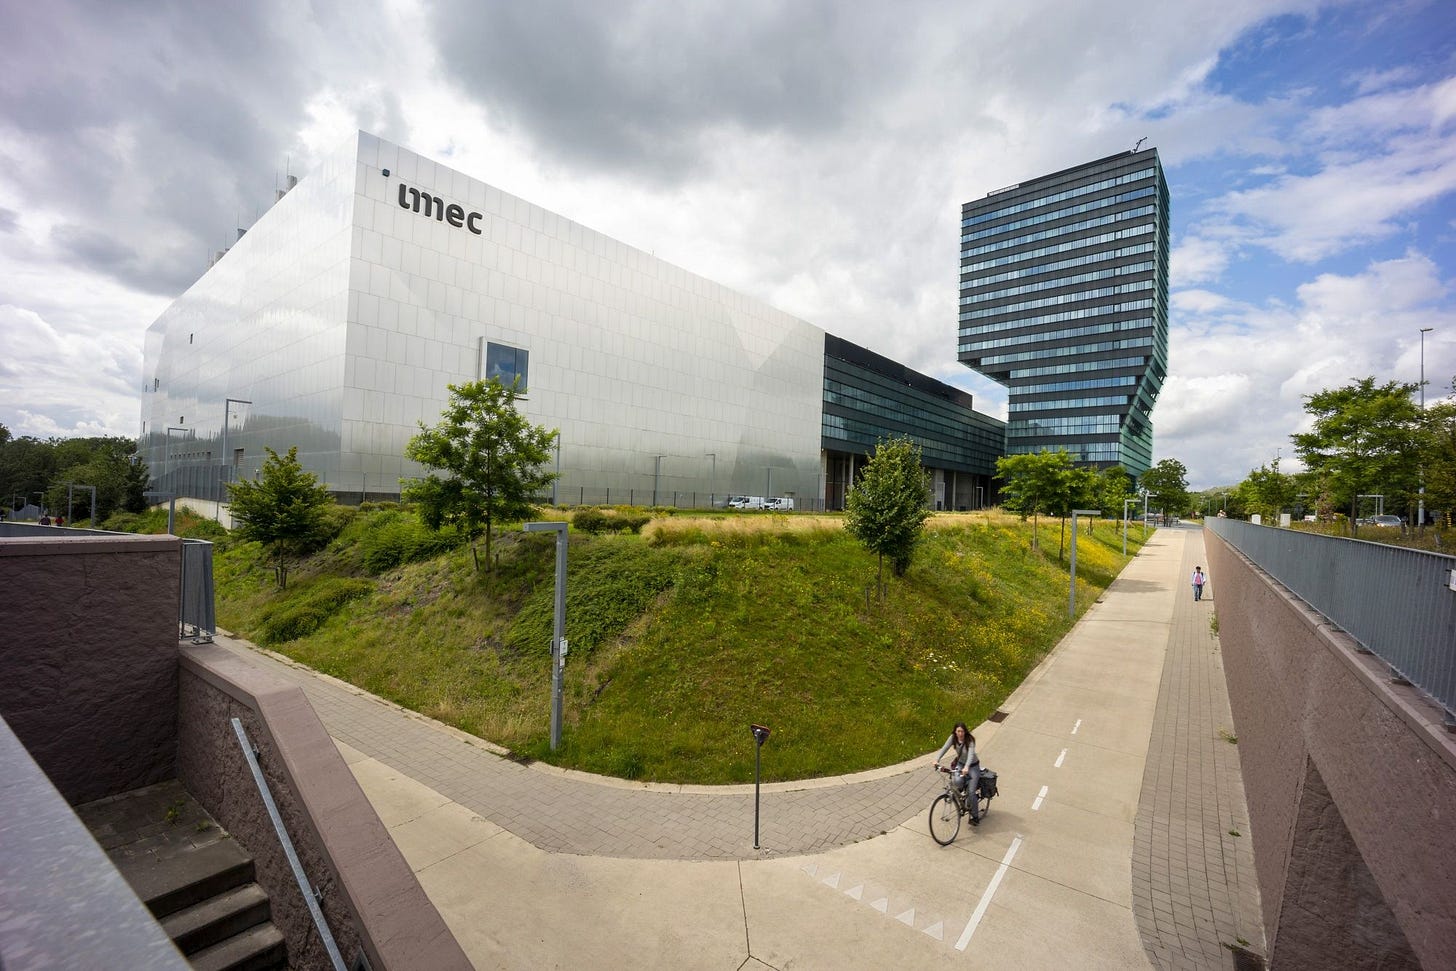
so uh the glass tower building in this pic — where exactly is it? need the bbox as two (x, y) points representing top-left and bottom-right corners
(956, 148), (1169, 478)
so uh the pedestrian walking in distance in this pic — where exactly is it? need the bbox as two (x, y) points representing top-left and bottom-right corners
(1191, 566), (1207, 602)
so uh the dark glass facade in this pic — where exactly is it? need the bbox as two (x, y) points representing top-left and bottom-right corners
(822, 334), (1005, 510)
(957, 149), (1169, 478)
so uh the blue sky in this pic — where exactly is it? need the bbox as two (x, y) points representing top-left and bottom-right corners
(0, 0), (1452, 489)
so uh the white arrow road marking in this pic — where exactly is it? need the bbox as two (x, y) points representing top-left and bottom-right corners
(821, 872), (840, 889)
(844, 884), (863, 901)
(1071, 719), (1082, 734)
(895, 909), (916, 926)
(1054, 748), (1067, 768)
(801, 863), (818, 877)
(923, 921), (944, 941)
(1032, 785), (1049, 811)
(871, 898), (888, 913)
(955, 835), (1024, 951)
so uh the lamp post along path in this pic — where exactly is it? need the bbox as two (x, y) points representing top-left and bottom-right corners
(524, 521), (569, 750)
(1070, 510), (1100, 618)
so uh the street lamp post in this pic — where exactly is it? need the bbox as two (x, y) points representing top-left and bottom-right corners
(221, 398), (252, 506)
(165, 426), (188, 498)
(1419, 327), (1433, 528)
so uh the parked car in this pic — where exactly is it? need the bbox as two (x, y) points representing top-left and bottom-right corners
(764, 497), (795, 511)
(727, 496), (766, 510)
(1367, 515), (1403, 528)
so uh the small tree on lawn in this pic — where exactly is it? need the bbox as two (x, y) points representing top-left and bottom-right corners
(996, 450), (1074, 551)
(404, 378), (558, 573)
(227, 446), (335, 589)
(845, 436), (931, 593)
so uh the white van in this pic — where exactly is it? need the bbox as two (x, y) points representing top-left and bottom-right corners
(764, 497), (795, 511)
(727, 496), (766, 510)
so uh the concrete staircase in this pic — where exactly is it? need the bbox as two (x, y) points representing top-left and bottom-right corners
(77, 780), (286, 971)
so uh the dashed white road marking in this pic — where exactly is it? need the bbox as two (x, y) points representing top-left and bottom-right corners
(1032, 785), (1049, 811)
(955, 835), (1024, 951)
(844, 884), (863, 901)
(871, 897), (888, 913)
(821, 871), (841, 889)
(923, 920), (944, 941)
(895, 909), (916, 926)
(1071, 719), (1082, 734)
(1054, 748), (1067, 768)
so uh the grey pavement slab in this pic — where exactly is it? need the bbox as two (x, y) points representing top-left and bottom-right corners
(212, 522), (1264, 968)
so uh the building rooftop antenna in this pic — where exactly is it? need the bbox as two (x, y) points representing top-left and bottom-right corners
(1133, 136), (1148, 152)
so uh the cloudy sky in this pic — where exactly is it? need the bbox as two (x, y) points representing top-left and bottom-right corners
(1, 0), (1453, 489)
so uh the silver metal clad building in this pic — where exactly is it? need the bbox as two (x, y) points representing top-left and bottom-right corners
(141, 131), (1001, 508)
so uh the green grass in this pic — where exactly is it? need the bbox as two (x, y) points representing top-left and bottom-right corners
(213, 508), (1144, 784)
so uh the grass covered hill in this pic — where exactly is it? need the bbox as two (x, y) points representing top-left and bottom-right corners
(199, 505), (1144, 785)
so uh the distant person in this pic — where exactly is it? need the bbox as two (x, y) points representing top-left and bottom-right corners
(932, 721), (982, 824)
(1191, 566), (1207, 602)
(39, 514), (51, 526)
(55, 515), (65, 527)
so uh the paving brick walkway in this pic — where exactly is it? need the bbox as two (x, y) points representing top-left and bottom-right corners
(211, 634), (939, 860)
(1131, 527), (1264, 968)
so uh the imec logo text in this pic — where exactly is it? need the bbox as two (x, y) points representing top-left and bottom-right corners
(397, 182), (484, 235)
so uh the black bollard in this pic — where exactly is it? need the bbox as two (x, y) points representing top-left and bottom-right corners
(750, 724), (771, 848)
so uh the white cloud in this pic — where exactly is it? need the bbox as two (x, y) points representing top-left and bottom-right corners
(1160, 252), (1456, 487)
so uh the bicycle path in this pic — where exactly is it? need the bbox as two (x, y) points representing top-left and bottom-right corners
(211, 524), (1264, 968)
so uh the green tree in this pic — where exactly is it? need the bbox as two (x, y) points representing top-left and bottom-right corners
(995, 450), (1074, 551)
(845, 436), (931, 588)
(1140, 458), (1191, 518)
(403, 379), (558, 573)
(1236, 459), (1296, 522)
(1096, 465), (1132, 520)
(1291, 377), (1422, 533)
(226, 446), (336, 588)
(1421, 392), (1456, 526)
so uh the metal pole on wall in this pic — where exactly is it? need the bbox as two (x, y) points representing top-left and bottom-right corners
(1069, 510), (1100, 618)
(524, 521), (569, 750)
(222, 398), (251, 506)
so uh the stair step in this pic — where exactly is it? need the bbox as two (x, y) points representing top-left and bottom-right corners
(188, 921), (287, 971)
(161, 882), (272, 956)
(128, 839), (256, 920)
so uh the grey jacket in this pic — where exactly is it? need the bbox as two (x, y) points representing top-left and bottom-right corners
(936, 733), (978, 771)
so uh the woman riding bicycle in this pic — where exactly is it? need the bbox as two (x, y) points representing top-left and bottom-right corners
(932, 722), (982, 824)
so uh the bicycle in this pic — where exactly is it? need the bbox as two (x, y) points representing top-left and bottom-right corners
(928, 765), (997, 845)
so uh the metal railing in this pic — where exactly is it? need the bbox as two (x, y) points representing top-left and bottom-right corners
(180, 539), (216, 642)
(231, 717), (347, 971)
(1205, 518), (1456, 720)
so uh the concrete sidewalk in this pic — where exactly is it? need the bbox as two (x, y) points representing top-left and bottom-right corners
(214, 524), (1263, 968)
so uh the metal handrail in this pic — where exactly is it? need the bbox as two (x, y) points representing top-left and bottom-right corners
(1205, 518), (1456, 721)
(231, 717), (347, 971)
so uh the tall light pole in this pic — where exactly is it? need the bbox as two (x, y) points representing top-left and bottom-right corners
(704, 452), (716, 506)
(221, 398), (251, 503)
(1419, 327), (1433, 527)
(166, 426), (188, 498)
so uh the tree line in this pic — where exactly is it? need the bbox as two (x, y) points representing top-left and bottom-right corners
(1207, 376), (1456, 531)
(0, 424), (149, 523)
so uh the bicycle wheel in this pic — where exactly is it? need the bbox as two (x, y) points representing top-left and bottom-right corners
(929, 793), (961, 845)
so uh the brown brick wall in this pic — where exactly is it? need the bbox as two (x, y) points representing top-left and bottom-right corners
(1205, 529), (1456, 968)
(177, 644), (469, 971)
(0, 535), (180, 803)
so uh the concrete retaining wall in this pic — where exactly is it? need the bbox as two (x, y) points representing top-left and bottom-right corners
(177, 644), (469, 971)
(1205, 529), (1456, 969)
(0, 534), (180, 803)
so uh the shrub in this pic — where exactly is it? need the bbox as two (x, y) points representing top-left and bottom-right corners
(254, 576), (373, 644)
(572, 507), (652, 535)
(358, 510), (465, 573)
